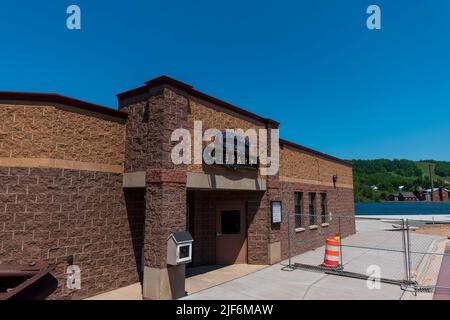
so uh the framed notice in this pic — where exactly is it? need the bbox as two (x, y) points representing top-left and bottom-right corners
(271, 201), (282, 224)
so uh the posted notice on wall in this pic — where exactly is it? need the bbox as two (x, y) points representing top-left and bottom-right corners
(271, 201), (282, 224)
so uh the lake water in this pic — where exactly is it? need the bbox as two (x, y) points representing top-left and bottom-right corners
(355, 202), (450, 216)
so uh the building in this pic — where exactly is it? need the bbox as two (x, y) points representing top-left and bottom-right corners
(0, 76), (355, 300)
(438, 187), (449, 201)
(420, 187), (449, 202)
(387, 192), (417, 201)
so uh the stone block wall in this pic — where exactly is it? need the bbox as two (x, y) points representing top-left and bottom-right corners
(277, 182), (355, 260)
(0, 167), (145, 299)
(279, 145), (353, 188)
(0, 103), (125, 168)
(119, 86), (189, 272)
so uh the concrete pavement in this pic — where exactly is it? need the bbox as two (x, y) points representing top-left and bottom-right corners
(87, 219), (447, 300)
(182, 219), (446, 300)
(86, 264), (266, 300)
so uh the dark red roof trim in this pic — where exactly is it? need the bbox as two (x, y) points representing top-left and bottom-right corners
(117, 76), (351, 166)
(0, 92), (128, 119)
(117, 76), (279, 127)
(280, 139), (352, 167)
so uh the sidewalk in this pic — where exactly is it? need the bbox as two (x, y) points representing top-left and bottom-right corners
(87, 220), (446, 300)
(182, 220), (445, 300)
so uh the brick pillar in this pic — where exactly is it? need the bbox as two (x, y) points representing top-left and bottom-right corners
(143, 170), (186, 299)
(265, 123), (282, 264)
(120, 85), (189, 299)
(267, 177), (282, 264)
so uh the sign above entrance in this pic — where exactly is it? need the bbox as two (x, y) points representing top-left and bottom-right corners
(271, 201), (282, 224)
(206, 131), (259, 170)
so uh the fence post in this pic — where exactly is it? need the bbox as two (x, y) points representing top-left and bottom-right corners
(406, 219), (412, 283)
(401, 219), (411, 283)
(339, 216), (343, 267)
(287, 212), (292, 268)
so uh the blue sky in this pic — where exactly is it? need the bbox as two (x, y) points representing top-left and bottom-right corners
(1, 1), (449, 160)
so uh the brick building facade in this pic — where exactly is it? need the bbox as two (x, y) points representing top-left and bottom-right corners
(0, 76), (355, 299)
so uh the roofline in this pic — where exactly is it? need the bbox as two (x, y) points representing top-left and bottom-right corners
(117, 76), (279, 127)
(280, 139), (352, 167)
(0, 91), (128, 119)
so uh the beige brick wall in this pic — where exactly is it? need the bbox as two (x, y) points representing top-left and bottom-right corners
(279, 145), (353, 188)
(0, 103), (125, 168)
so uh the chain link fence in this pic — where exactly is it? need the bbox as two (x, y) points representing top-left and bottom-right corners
(284, 213), (450, 296)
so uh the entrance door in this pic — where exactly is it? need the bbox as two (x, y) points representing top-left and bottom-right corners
(216, 203), (247, 265)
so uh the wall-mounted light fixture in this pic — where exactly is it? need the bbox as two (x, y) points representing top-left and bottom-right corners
(332, 174), (338, 188)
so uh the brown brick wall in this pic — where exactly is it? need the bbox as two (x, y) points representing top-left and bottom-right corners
(119, 86), (189, 271)
(280, 145), (353, 187)
(0, 166), (145, 299)
(0, 103), (125, 166)
(276, 182), (355, 259)
(120, 96), (149, 172)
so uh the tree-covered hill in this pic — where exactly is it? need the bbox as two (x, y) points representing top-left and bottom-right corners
(351, 159), (450, 202)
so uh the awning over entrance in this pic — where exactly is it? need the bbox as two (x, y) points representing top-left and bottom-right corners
(187, 172), (266, 191)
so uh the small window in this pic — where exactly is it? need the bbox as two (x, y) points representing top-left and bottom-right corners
(294, 192), (303, 228)
(320, 193), (327, 223)
(179, 245), (190, 259)
(221, 210), (241, 234)
(309, 193), (316, 226)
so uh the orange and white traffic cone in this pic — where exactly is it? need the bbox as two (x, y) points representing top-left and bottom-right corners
(323, 238), (340, 268)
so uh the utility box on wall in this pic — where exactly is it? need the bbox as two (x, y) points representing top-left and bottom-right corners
(167, 232), (194, 265)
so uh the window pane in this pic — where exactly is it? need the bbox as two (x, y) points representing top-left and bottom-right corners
(179, 245), (190, 259)
(294, 192), (302, 228)
(221, 210), (241, 234)
(321, 193), (327, 223)
(309, 193), (316, 225)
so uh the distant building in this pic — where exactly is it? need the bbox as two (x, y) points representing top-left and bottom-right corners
(419, 187), (449, 202)
(438, 187), (449, 202)
(388, 192), (417, 201)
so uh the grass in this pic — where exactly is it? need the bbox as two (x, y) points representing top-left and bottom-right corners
(417, 162), (450, 183)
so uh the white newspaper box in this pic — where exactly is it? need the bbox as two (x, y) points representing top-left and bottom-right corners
(167, 231), (194, 265)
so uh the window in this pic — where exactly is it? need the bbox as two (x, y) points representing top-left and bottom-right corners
(294, 192), (303, 228)
(320, 193), (327, 223)
(221, 210), (241, 234)
(309, 193), (316, 226)
(179, 245), (190, 259)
